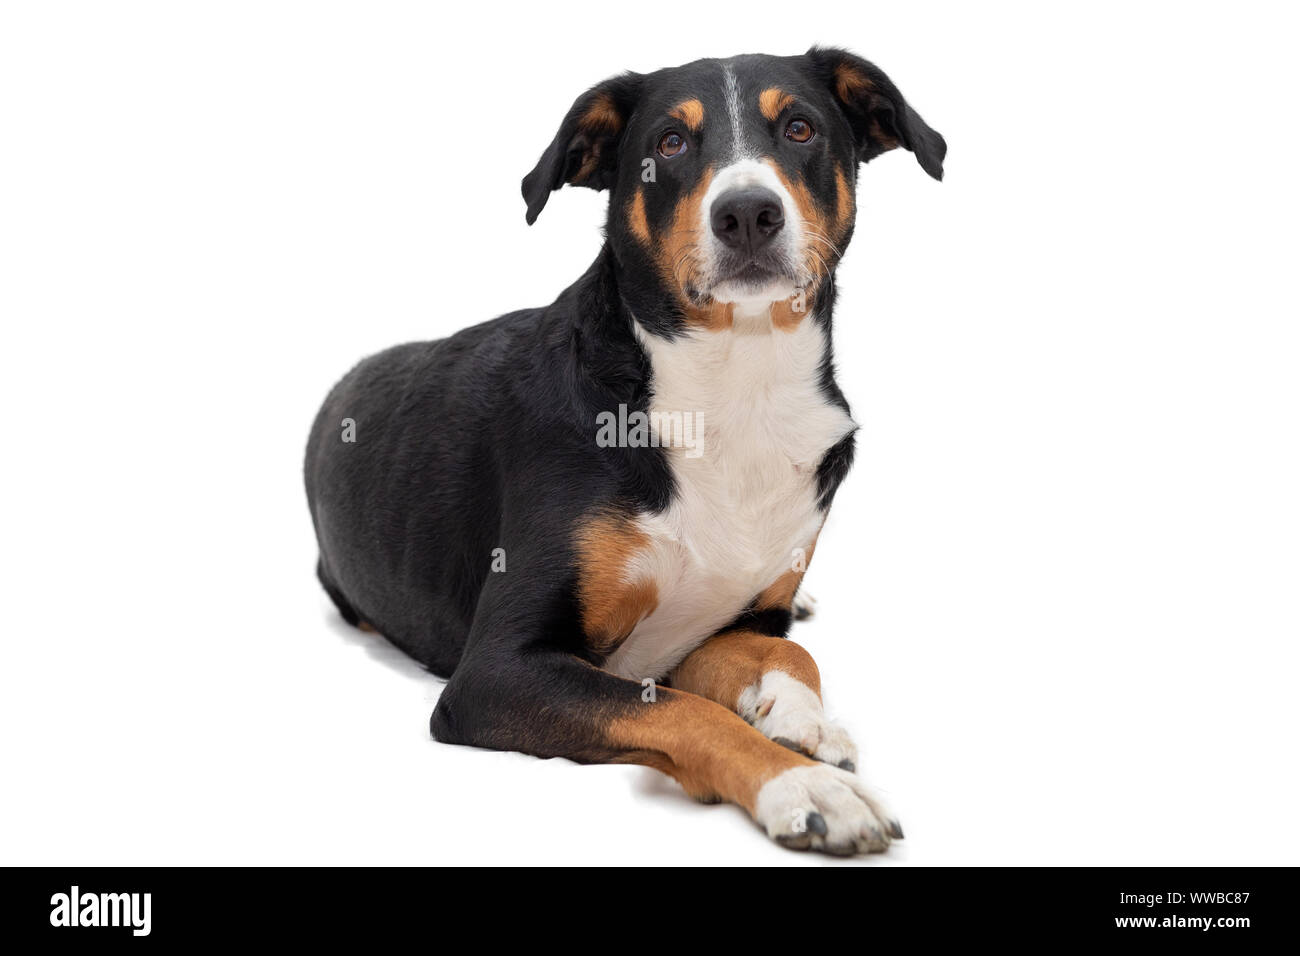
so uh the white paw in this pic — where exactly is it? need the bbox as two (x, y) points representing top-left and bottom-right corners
(792, 591), (817, 620)
(755, 763), (902, 855)
(738, 671), (859, 770)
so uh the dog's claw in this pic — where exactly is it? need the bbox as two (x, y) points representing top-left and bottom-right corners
(756, 764), (899, 856)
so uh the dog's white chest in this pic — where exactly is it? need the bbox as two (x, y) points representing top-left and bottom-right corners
(604, 314), (856, 681)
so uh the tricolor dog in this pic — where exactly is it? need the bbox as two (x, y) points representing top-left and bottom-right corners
(305, 47), (945, 855)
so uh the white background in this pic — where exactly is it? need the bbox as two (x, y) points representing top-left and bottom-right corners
(2, 1), (1297, 866)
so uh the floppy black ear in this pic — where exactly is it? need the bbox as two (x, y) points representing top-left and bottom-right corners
(805, 47), (946, 181)
(521, 73), (643, 224)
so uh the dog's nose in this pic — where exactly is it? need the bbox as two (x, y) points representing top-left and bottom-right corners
(710, 187), (784, 255)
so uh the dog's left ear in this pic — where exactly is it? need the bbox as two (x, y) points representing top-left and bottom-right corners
(522, 73), (644, 225)
(805, 47), (946, 181)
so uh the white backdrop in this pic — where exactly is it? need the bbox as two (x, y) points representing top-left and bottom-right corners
(2, 1), (1297, 865)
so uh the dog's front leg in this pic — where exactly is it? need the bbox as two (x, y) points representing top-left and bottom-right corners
(432, 638), (896, 854)
(669, 630), (863, 773)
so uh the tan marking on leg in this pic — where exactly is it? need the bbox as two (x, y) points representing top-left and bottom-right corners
(759, 87), (795, 122)
(357, 621), (377, 634)
(608, 690), (812, 809)
(574, 513), (658, 654)
(670, 631), (823, 713)
(669, 98), (705, 133)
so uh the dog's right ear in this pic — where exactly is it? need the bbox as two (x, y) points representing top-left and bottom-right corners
(805, 47), (946, 181)
(522, 73), (643, 225)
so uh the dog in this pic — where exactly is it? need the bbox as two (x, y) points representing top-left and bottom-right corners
(305, 47), (944, 855)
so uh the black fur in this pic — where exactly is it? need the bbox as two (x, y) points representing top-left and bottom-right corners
(304, 48), (944, 762)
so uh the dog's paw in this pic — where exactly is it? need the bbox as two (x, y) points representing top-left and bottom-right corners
(754, 763), (902, 855)
(739, 671), (858, 771)
(792, 592), (817, 621)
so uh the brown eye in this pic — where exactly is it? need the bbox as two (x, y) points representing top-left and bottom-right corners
(785, 119), (815, 143)
(657, 131), (687, 158)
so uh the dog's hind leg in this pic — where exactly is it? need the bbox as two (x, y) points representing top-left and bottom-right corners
(315, 558), (371, 630)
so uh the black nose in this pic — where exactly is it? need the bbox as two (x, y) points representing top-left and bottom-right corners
(710, 187), (785, 255)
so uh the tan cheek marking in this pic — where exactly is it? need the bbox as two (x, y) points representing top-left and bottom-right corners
(655, 168), (734, 330)
(669, 98), (705, 132)
(671, 631), (823, 712)
(763, 159), (823, 239)
(627, 188), (651, 245)
(607, 691), (811, 809)
(761, 159), (831, 329)
(658, 168), (712, 280)
(759, 88), (795, 122)
(575, 513), (658, 654)
(834, 165), (855, 233)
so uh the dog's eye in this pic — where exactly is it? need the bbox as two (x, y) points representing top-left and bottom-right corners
(657, 131), (687, 158)
(785, 119), (815, 144)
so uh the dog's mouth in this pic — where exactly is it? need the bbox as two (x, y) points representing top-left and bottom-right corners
(688, 254), (800, 305)
(723, 262), (781, 286)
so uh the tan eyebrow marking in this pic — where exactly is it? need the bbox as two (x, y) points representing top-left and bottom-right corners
(759, 88), (796, 121)
(669, 98), (705, 132)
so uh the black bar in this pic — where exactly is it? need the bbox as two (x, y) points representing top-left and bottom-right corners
(3, 866), (1291, 944)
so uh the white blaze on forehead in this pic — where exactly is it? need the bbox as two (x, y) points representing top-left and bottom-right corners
(723, 63), (746, 159)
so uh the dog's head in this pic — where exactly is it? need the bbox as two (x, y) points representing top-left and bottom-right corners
(523, 48), (945, 329)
